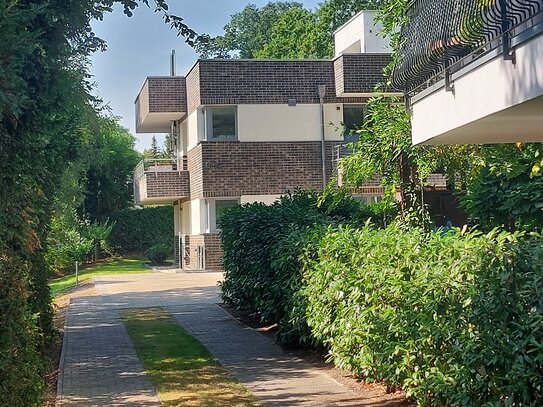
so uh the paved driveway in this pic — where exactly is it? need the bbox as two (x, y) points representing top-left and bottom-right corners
(57, 272), (375, 406)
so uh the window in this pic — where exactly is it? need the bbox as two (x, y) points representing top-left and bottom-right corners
(343, 105), (365, 143)
(206, 199), (239, 233)
(215, 200), (239, 224)
(205, 107), (237, 141)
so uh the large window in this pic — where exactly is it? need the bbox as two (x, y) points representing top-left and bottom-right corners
(206, 199), (239, 233)
(205, 107), (237, 141)
(343, 105), (365, 143)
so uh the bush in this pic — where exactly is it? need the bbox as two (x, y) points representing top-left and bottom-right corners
(302, 224), (543, 406)
(109, 206), (173, 253)
(0, 253), (44, 407)
(219, 191), (388, 344)
(145, 242), (171, 265)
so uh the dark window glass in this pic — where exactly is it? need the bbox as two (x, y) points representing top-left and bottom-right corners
(215, 200), (239, 226)
(208, 107), (237, 140)
(343, 105), (364, 142)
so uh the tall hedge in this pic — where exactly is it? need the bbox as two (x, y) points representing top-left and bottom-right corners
(0, 254), (44, 406)
(219, 191), (391, 344)
(109, 206), (173, 253)
(303, 225), (543, 406)
(220, 196), (543, 406)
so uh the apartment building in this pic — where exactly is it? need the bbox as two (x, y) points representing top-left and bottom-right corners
(133, 11), (394, 271)
(392, 0), (543, 145)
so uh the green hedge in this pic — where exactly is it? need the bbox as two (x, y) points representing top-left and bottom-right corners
(109, 206), (173, 253)
(219, 191), (393, 344)
(220, 196), (543, 406)
(303, 224), (543, 406)
(0, 254), (44, 406)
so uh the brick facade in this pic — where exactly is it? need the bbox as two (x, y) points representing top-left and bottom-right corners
(134, 170), (190, 205)
(187, 141), (337, 199)
(146, 77), (187, 113)
(334, 54), (392, 95)
(183, 58), (389, 113)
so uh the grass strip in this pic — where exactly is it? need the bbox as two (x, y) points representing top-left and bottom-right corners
(122, 307), (260, 407)
(49, 258), (150, 297)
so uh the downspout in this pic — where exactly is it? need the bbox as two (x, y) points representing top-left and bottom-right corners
(318, 85), (327, 190)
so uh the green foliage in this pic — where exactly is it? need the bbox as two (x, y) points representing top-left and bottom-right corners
(463, 168), (543, 231)
(0, 254), (44, 407)
(109, 206), (173, 253)
(145, 242), (171, 265)
(0, 1), (192, 402)
(219, 191), (389, 344)
(196, 0), (374, 59)
(83, 115), (141, 221)
(303, 224), (543, 406)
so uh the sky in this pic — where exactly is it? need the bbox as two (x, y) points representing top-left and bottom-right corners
(90, 1), (321, 152)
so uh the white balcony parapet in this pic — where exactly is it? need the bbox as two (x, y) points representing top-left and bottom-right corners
(393, 0), (543, 145)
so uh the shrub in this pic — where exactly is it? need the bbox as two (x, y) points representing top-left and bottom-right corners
(302, 224), (543, 406)
(0, 253), (44, 406)
(145, 242), (171, 265)
(219, 191), (386, 344)
(109, 206), (173, 253)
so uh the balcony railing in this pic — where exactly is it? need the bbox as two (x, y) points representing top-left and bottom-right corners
(133, 158), (189, 205)
(392, 0), (543, 96)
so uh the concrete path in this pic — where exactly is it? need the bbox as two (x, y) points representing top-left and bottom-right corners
(57, 273), (368, 406)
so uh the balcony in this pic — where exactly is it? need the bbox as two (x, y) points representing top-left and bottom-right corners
(392, 0), (543, 145)
(135, 76), (187, 133)
(133, 158), (190, 205)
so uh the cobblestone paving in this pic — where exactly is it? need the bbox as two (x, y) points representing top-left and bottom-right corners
(57, 272), (365, 406)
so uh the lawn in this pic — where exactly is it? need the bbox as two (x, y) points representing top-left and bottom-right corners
(122, 307), (260, 407)
(49, 258), (150, 297)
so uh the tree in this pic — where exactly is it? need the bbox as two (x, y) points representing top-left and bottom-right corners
(195, 2), (304, 58)
(83, 115), (141, 221)
(0, 1), (194, 403)
(197, 0), (375, 59)
(338, 95), (474, 222)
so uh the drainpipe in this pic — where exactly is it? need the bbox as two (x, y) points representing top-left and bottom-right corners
(318, 85), (327, 190)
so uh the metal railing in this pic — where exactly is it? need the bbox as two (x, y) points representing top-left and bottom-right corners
(392, 0), (543, 95)
(133, 157), (183, 181)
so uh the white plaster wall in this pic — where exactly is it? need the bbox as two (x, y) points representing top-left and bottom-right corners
(412, 34), (543, 144)
(189, 199), (206, 235)
(186, 110), (202, 151)
(238, 104), (344, 142)
(181, 201), (191, 235)
(334, 11), (391, 56)
(241, 195), (281, 205)
(173, 203), (181, 235)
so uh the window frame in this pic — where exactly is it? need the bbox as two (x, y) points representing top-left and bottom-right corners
(203, 106), (238, 142)
(342, 104), (365, 141)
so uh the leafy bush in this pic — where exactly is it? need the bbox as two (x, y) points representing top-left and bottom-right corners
(145, 242), (171, 265)
(463, 168), (543, 231)
(0, 254), (44, 406)
(219, 191), (387, 344)
(302, 224), (543, 406)
(45, 213), (94, 274)
(109, 206), (173, 253)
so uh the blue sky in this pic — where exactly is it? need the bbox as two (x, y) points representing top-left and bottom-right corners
(90, 1), (321, 152)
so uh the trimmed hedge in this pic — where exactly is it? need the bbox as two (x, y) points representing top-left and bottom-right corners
(219, 191), (393, 344)
(109, 206), (173, 253)
(220, 196), (543, 406)
(303, 224), (543, 406)
(0, 254), (44, 406)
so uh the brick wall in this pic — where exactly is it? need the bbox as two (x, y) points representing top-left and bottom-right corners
(186, 63), (201, 114)
(147, 77), (187, 113)
(334, 54), (392, 95)
(203, 234), (223, 272)
(187, 141), (337, 199)
(184, 59), (390, 113)
(134, 171), (190, 204)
